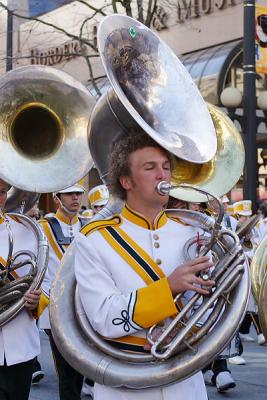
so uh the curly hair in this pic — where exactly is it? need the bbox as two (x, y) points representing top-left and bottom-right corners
(109, 129), (173, 200)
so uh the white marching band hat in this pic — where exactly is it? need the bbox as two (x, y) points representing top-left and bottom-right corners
(88, 185), (109, 207)
(53, 184), (85, 197)
(233, 200), (252, 216)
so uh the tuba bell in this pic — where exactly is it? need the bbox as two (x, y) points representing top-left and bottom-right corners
(0, 65), (95, 193)
(0, 65), (95, 325)
(50, 15), (249, 389)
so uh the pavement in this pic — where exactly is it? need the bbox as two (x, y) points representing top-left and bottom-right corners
(29, 331), (267, 400)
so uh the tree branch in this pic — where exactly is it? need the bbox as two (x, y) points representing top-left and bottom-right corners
(77, 0), (108, 16)
(145, 0), (158, 27)
(120, 1), (133, 17)
(111, 0), (118, 13)
(137, 0), (144, 23)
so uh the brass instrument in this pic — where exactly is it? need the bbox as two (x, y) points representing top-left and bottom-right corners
(0, 65), (95, 325)
(170, 105), (245, 202)
(236, 214), (261, 240)
(50, 15), (249, 389)
(259, 272), (267, 339)
(0, 65), (94, 193)
(0, 210), (48, 326)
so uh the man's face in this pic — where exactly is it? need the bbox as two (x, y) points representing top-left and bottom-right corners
(92, 204), (105, 215)
(57, 192), (83, 214)
(238, 214), (249, 223)
(188, 202), (201, 212)
(0, 179), (9, 210)
(120, 146), (171, 208)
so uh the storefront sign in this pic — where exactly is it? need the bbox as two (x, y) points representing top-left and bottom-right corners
(30, 39), (86, 66)
(177, 0), (238, 22)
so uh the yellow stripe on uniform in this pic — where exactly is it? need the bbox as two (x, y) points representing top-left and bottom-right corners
(133, 277), (177, 328)
(105, 335), (148, 353)
(39, 220), (64, 260)
(81, 216), (121, 237)
(115, 226), (165, 279)
(32, 292), (50, 319)
(100, 228), (160, 285)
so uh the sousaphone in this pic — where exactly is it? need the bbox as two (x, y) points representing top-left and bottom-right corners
(0, 65), (95, 325)
(50, 15), (249, 389)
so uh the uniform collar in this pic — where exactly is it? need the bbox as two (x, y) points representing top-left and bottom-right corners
(55, 210), (79, 225)
(122, 204), (167, 230)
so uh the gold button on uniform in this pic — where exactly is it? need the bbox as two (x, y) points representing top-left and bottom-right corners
(153, 234), (159, 240)
(154, 242), (160, 248)
(156, 259), (162, 265)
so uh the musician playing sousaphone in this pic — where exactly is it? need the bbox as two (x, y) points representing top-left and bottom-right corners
(0, 179), (42, 400)
(74, 131), (215, 400)
(49, 13), (249, 400)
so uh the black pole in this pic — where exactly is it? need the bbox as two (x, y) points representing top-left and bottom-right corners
(243, 0), (257, 210)
(6, 8), (13, 72)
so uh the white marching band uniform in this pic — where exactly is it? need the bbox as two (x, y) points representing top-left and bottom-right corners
(74, 204), (208, 400)
(0, 215), (39, 366)
(39, 209), (84, 330)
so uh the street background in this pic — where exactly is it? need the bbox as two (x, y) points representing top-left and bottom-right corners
(30, 330), (267, 400)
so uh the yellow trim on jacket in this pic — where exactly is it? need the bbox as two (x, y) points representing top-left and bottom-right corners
(133, 278), (177, 328)
(55, 210), (79, 225)
(100, 226), (165, 285)
(121, 204), (167, 230)
(80, 215), (121, 237)
(39, 220), (64, 260)
(32, 292), (50, 319)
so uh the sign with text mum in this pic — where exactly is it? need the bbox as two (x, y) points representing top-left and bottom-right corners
(256, 4), (267, 73)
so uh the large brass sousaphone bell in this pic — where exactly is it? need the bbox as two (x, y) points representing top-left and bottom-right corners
(50, 15), (249, 390)
(0, 66), (95, 193)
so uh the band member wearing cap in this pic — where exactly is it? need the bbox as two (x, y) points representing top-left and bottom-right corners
(0, 179), (41, 400)
(88, 184), (109, 215)
(38, 184), (94, 400)
(74, 131), (214, 400)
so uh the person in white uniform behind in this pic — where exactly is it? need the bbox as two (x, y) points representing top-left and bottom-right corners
(88, 184), (109, 215)
(0, 179), (41, 400)
(74, 131), (215, 400)
(38, 184), (94, 400)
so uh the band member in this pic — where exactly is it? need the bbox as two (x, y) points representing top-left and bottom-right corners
(74, 131), (215, 400)
(88, 184), (109, 215)
(38, 184), (93, 400)
(0, 179), (41, 400)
